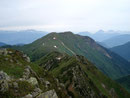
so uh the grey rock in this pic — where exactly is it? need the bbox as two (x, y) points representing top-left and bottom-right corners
(22, 66), (31, 79)
(0, 71), (10, 81)
(0, 80), (8, 93)
(0, 71), (10, 93)
(45, 81), (50, 88)
(0, 48), (8, 56)
(27, 77), (38, 86)
(36, 89), (58, 98)
(26, 57), (30, 62)
(23, 54), (30, 62)
(23, 94), (33, 98)
(23, 66), (40, 81)
(31, 88), (42, 97)
(10, 59), (13, 63)
(8, 51), (13, 54)
(109, 88), (117, 98)
(5, 58), (9, 61)
(13, 82), (18, 89)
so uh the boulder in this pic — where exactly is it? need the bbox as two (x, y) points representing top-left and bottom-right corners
(36, 89), (58, 98)
(13, 82), (18, 89)
(23, 94), (33, 98)
(22, 66), (31, 79)
(27, 77), (38, 86)
(45, 81), (50, 88)
(0, 71), (10, 93)
(22, 54), (30, 62)
(0, 49), (8, 56)
(109, 88), (117, 98)
(31, 88), (42, 97)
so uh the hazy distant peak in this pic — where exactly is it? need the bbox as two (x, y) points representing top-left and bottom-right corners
(96, 30), (105, 33)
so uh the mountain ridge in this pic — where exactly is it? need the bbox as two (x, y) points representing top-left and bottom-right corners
(35, 51), (130, 97)
(0, 48), (130, 97)
(7, 32), (130, 79)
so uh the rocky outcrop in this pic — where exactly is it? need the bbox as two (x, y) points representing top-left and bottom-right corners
(0, 69), (59, 98)
(0, 48), (8, 56)
(23, 89), (58, 98)
(22, 66), (40, 82)
(23, 94), (33, 98)
(31, 88), (42, 97)
(37, 89), (58, 98)
(22, 54), (30, 62)
(0, 71), (10, 93)
(109, 88), (118, 98)
(27, 77), (38, 86)
(0, 49), (129, 98)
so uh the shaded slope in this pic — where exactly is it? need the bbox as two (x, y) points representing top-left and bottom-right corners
(102, 34), (130, 47)
(111, 42), (130, 61)
(116, 75), (130, 92)
(35, 52), (130, 98)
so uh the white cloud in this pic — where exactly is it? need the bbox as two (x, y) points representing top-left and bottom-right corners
(0, 0), (130, 32)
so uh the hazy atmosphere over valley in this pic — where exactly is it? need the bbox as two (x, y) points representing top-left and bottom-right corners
(0, 0), (130, 98)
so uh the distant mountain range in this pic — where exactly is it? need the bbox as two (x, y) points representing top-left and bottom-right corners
(102, 34), (130, 48)
(110, 42), (130, 61)
(78, 30), (130, 48)
(0, 30), (47, 45)
(78, 30), (121, 42)
(7, 32), (130, 79)
(0, 42), (7, 46)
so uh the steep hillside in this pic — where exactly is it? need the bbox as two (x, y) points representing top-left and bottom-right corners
(11, 32), (130, 79)
(116, 75), (130, 92)
(111, 42), (130, 61)
(102, 34), (130, 47)
(0, 48), (130, 98)
(35, 52), (130, 98)
(0, 48), (68, 98)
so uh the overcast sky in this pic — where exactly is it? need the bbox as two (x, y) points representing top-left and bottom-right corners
(0, 0), (130, 32)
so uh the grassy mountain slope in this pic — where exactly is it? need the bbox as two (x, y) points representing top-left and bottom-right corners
(116, 75), (130, 93)
(0, 49), (68, 98)
(10, 32), (130, 79)
(0, 48), (130, 98)
(111, 42), (130, 61)
(35, 51), (130, 98)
